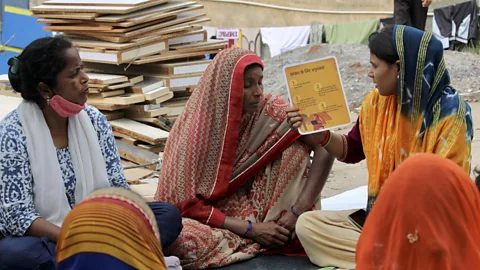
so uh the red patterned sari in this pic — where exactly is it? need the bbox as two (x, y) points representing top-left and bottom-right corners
(155, 48), (317, 269)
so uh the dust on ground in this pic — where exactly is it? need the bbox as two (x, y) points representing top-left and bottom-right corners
(262, 44), (480, 198)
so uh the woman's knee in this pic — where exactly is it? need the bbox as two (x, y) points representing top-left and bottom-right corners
(0, 236), (56, 269)
(147, 202), (183, 248)
(296, 210), (317, 241)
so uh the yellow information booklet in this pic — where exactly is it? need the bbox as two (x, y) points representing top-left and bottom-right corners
(283, 56), (351, 135)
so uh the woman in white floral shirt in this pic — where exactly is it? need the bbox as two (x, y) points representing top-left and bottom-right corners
(0, 36), (182, 269)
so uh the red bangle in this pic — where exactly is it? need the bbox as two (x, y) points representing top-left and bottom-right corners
(318, 130), (331, 147)
(312, 130), (331, 146)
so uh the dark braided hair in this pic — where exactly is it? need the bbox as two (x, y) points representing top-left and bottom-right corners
(8, 36), (73, 104)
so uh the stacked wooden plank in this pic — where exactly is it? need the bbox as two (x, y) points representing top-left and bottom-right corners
(31, 0), (226, 65)
(29, 0), (226, 175)
(31, 0), (225, 119)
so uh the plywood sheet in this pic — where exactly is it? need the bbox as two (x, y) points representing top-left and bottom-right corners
(129, 75), (143, 85)
(144, 87), (170, 100)
(154, 73), (202, 90)
(134, 49), (219, 65)
(88, 73), (129, 84)
(94, 1), (197, 23)
(44, 24), (113, 32)
(98, 89), (125, 98)
(121, 4), (202, 27)
(132, 117), (171, 131)
(43, 0), (151, 6)
(153, 59), (211, 76)
(32, 0), (168, 14)
(111, 118), (169, 144)
(136, 142), (164, 154)
(88, 103), (132, 111)
(116, 139), (159, 170)
(131, 77), (165, 94)
(33, 13), (99, 20)
(101, 110), (125, 120)
(130, 183), (157, 202)
(123, 107), (169, 118)
(76, 15), (206, 43)
(143, 91), (174, 105)
(88, 93), (145, 105)
(38, 18), (88, 24)
(124, 167), (153, 182)
(79, 40), (167, 64)
(170, 39), (227, 50)
(105, 82), (133, 90)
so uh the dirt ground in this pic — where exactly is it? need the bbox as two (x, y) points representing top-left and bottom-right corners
(320, 101), (480, 199)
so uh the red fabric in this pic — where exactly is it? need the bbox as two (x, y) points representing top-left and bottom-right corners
(342, 118), (365, 164)
(155, 49), (301, 230)
(356, 154), (480, 269)
(227, 130), (301, 194)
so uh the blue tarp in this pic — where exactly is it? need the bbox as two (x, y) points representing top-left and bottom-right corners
(1, 6), (52, 49)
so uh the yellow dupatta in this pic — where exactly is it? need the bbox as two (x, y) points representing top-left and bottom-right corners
(359, 25), (473, 211)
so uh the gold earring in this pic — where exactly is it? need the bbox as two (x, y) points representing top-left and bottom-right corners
(46, 96), (50, 105)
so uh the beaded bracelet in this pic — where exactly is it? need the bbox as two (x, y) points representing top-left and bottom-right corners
(243, 220), (253, 237)
(291, 206), (301, 218)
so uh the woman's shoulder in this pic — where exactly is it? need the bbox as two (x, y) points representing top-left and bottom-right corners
(0, 109), (27, 150)
(83, 104), (110, 130)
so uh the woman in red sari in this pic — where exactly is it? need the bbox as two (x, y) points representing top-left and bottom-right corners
(154, 48), (334, 269)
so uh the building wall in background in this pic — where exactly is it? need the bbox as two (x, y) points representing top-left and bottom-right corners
(198, 0), (476, 29)
(25, 0), (479, 33)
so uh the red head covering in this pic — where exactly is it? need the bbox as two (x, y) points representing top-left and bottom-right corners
(356, 153), (480, 269)
(154, 48), (263, 227)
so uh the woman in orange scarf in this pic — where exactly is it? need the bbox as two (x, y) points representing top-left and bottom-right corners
(56, 187), (167, 270)
(287, 25), (473, 268)
(154, 48), (334, 269)
(357, 153), (480, 269)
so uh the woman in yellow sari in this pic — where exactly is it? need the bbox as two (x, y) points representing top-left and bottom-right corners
(287, 25), (473, 268)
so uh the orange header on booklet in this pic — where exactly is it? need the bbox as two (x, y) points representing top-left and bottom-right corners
(284, 56), (351, 135)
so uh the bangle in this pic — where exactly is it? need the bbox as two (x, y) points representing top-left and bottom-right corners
(339, 134), (348, 161)
(291, 206), (301, 218)
(311, 130), (331, 146)
(318, 130), (331, 147)
(322, 131), (333, 147)
(243, 220), (252, 237)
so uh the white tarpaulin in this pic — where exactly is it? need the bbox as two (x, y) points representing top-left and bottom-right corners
(321, 185), (368, 211)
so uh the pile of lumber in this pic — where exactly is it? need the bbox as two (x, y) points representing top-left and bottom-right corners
(29, 0), (226, 179)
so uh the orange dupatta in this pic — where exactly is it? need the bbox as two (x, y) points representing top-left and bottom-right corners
(356, 154), (480, 269)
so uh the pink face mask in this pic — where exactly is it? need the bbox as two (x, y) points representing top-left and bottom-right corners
(49, 95), (85, 118)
